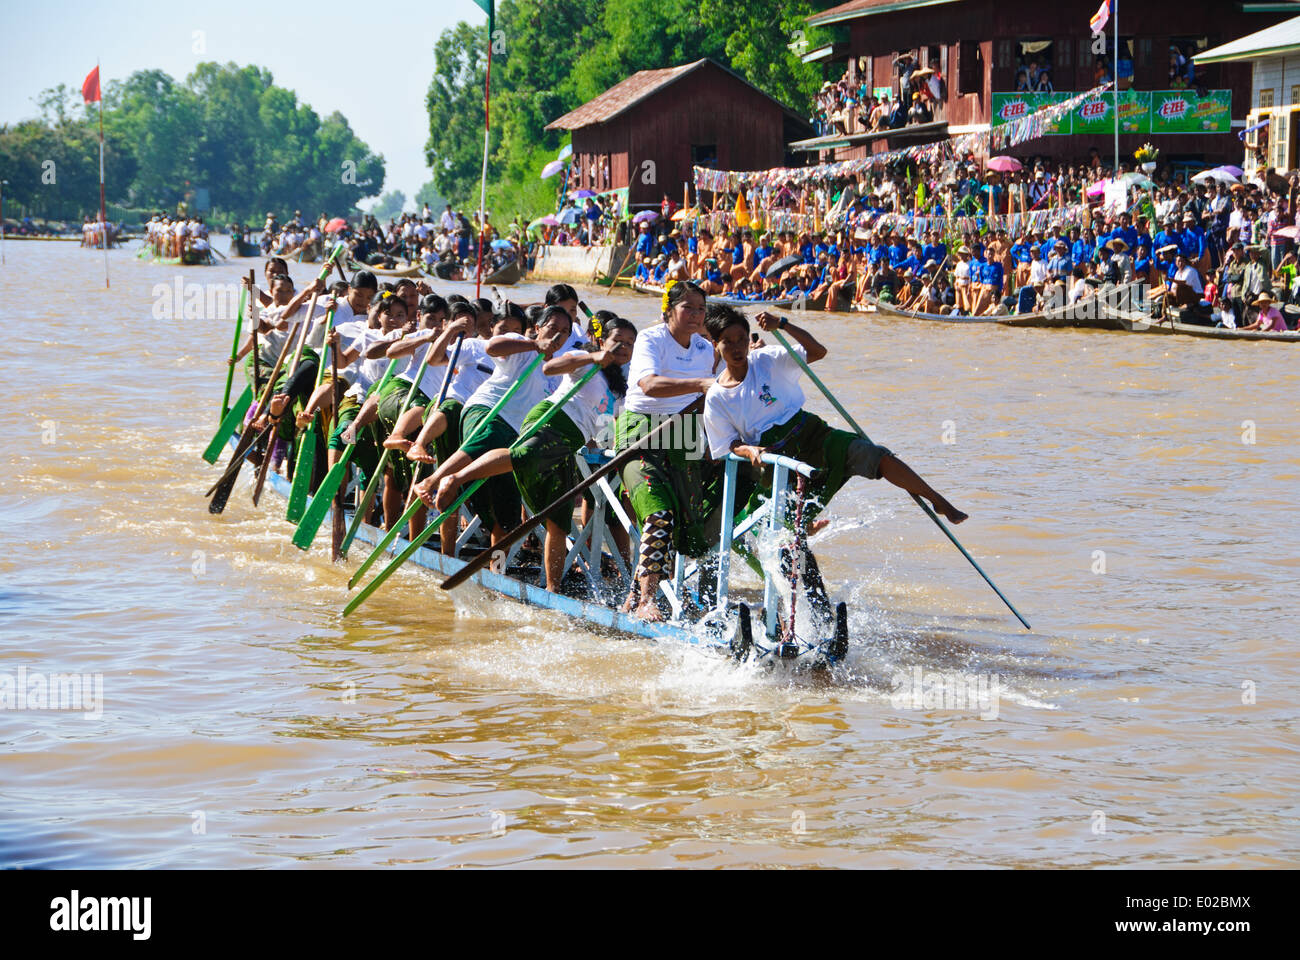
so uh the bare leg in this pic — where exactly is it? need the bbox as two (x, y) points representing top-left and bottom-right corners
(879, 454), (967, 524)
(383, 405), (426, 450)
(407, 409), (448, 463)
(381, 467), (403, 529)
(543, 518), (567, 592)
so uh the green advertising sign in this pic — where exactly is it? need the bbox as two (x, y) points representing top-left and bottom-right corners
(991, 92), (1068, 133)
(992, 89), (1231, 136)
(1150, 89), (1232, 133)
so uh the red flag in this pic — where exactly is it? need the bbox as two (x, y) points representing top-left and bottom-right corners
(82, 66), (101, 104)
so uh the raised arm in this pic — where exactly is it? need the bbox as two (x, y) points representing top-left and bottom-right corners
(754, 312), (827, 362)
(485, 334), (542, 358)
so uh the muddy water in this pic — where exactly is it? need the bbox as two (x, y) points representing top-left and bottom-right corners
(1, 240), (1296, 867)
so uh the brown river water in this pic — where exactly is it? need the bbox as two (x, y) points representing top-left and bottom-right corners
(1, 240), (1296, 868)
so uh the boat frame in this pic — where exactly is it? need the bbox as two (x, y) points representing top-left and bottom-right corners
(237, 436), (848, 667)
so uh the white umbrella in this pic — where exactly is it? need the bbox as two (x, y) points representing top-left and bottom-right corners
(1192, 168), (1237, 185)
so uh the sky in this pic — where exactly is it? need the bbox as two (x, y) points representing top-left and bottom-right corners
(1, 0), (485, 209)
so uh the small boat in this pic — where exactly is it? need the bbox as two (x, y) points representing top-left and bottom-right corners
(483, 259), (522, 285)
(350, 259), (425, 278)
(230, 236), (261, 257)
(631, 278), (803, 310)
(1101, 306), (1300, 342)
(224, 434), (850, 669)
(863, 285), (1134, 330)
(429, 260), (461, 280)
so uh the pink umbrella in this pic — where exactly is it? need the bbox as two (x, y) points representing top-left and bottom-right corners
(1274, 224), (1299, 240)
(324, 217), (348, 233)
(539, 214), (561, 226)
(987, 156), (1023, 173)
(540, 159), (565, 179)
(1085, 179), (1109, 198)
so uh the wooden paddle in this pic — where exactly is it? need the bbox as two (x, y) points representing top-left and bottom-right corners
(768, 328), (1031, 630)
(344, 357), (602, 615)
(346, 351), (547, 590)
(290, 359), (399, 552)
(330, 341), (346, 560)
(285, 305), (337, 522)
(253, 291), (324, 508)
(398, 328), (469, 516)
(337, 330), (444, 557)
(439, 395), (703, 592)
(220, 272), (251, 423)
(205, 310), (304, 512)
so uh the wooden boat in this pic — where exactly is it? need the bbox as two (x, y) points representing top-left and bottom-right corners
(631, 278), (802, 310)
(863, 285), (1134, 330)
(350, 259), (425, 278)
(1100, 306), (1300, 342)
(225, 435), (849, 669)
(229, 236), (261, 257)
(483, 259), (522, 285)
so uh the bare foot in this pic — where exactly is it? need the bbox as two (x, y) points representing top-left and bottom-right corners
(933, 497), (968, 524)
(809, 517), (831, 534)
(268, 394), (289, 418)
(295, 410), (313, 429)
(382, 435), (411, 453)
(413, 476), (438, 509)
(619, 591), (637, 614)
(434, 474), (462, 512)
(406, 442), (435, 464)
(635, 600), (665, 623)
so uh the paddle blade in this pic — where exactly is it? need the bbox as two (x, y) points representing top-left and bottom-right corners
(292, 446), (354, 550)
(285, 427), (318, 524)
(203, 385), (253, 464)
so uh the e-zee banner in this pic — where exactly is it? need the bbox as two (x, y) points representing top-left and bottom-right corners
(1116, 90), (1151, 134)
(992, 92), (1069, 133)
(1150, 89), (1232, 133)
(1072, 92), (1115, 134)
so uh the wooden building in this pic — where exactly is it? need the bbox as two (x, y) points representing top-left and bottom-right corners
(799, 0), (1298, 166)
(546, 58), (813, 209)
(1198, 14), (1300, 174)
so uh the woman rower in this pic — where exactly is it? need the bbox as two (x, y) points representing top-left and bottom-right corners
(414, 306), (574, 544)
(428, 317), (637, 591)
(701, 305), (967, 538)
(614, 281), (718, 622)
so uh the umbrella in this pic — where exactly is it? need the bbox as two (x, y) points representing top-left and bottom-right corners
(324, 217), (348, 233)
(557, 143), (572, 161)
(571, 189), (596, 199)
(1192, 168), (1237, 185)
(538, 214), (560, 226)
(540, 159), (566, 179)
(987, 156), (1023, 173)
(491, 238), (515, 250)
(764, 254), (801, 279)
(1116, 172), (1154, 189)
(1085, 179), (1109, 198)
(671, 207), (697, 221)
(1217, 164), (1245, 177)
(632, 210), (659, 224)
(557, 207), (581, 225)
(1274, 225), (1299, 240)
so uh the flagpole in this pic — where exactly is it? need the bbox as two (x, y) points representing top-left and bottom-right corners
(1, 180), (7, 266)
(97, 60), (109, 289)
(473, 11), (493, 300)
(1113, 1), (1120, 174)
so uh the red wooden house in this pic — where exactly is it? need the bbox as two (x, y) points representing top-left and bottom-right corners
(546, 58), (814, 209)
(799, 0), (1297, 166)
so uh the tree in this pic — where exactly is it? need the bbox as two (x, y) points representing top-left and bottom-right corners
(368, 190), (407, 221)
(425, 20), (493, 207)
(415, 179), (448, 214)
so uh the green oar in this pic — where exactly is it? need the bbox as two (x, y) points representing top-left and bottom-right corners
(220, 275), (250, 423)
(346, 352), (545, 590)
(290, 358), (399, 551)
(338, 334), (442, 556)
(203, 384), (253, 464)
(285, 307), (337, 523)
(344, 357), (598, 616)
(769, 327), (1031, 630)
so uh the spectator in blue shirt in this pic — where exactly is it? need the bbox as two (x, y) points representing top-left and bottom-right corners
(635, 222), (654, 259)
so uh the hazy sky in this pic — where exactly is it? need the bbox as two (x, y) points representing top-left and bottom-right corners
(2, 0), (487, 208)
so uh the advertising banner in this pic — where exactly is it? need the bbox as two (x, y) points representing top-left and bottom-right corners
(1149, 89), (1232, 133)
(992, 89), (1231, 135)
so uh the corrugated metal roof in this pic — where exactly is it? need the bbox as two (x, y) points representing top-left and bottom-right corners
(545, 58), (804, 130)
(1197, 14), (1300, 63)
(807, 0), (963, 27)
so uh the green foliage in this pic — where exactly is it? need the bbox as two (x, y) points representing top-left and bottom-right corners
(424, 0), (828, 219)
(1, 62), (385, 222)
(368, 190), (408, 221)
(415, 179), (448, 213)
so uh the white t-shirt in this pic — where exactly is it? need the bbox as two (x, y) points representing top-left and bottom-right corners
(1028, 259), (1049, 284)
(465, 333), (547, 431)
(546, 351), (622, 442)
(335, 321), (394, 394)
(624, 323), (716, 415)
(703, 344), (807, 459)
(395, 338), (449, 399)
(446, 336), (494, 404)
(1175, 264), (1204, 294)
(300, 297), (352, 349)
